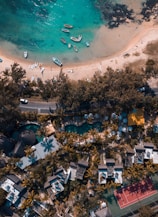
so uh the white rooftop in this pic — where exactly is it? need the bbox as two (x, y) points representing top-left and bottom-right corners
(17, 135), (59, 169)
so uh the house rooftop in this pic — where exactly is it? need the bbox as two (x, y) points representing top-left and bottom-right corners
(70, 162), (77, 168)
(98, 165), (107, 170)
(6, 175), (20, 184)
(78, 160), (89, 167)
(106, 159), (115, 164)
(135, 145), (145, 151)
(143, 142), (154, 148)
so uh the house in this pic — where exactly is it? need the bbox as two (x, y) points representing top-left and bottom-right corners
(134, 145), (145, 164)
(0, 174), (26, 207)
(54, 167), (69, 184)
(44, 168), (69, 199)
(44, 175), (64, 198)
(90, 201), (112, 217)
(76, 159), (89, 180)
(17, 135), (60, 170)
(98, 159), (123, 184)
(32, 200), (48, 216)
(125, 149), (135, 167)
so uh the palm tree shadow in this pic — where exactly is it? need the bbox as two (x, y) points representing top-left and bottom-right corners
(41, 138), (54, 152)
(28, 154), (38, 164)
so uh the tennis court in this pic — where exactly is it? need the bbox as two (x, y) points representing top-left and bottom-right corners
(114, 178), (157, 209)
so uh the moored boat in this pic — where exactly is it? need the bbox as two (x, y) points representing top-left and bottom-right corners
(70, 35), (82, 42)
(61, 28), (70, 33)
(68, 43), (72, 49)
(24, 51), (28, 59)
(52, 57), (63, 67)
(85, 41), (90, 47)
(64, 24), (73, 29)
(73, 45), (78, 53)
(60, 37), (67, 44)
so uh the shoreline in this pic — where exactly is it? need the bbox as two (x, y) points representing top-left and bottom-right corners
(0, 19), (158, 81)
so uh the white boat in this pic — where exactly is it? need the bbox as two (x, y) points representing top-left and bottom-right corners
(70, 35), (82, 42)
(52, 57), (63, 67)
(61, 28), (70, 33)
(68, 43), (72, 49)
(64, 24), (73, 29)
(85, 41), (90, 47)
(24, 51), (28, 59)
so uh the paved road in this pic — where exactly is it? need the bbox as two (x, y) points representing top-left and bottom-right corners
(19, 101), (57, 114)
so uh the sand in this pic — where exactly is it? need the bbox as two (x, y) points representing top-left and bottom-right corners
(0, 18), (158, 82)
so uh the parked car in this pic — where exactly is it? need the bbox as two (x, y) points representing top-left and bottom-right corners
(20, 98), (28, 104)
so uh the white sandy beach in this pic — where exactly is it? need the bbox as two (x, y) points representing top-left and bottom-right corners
(0, 19), (158, 81)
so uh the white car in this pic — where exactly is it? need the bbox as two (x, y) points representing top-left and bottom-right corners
(20, 98), (28, 104)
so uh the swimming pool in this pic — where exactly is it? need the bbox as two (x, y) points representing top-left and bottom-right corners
(65, 122), (102, 135)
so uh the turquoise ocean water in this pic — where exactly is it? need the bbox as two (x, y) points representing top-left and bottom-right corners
(0, 0), (103, 63)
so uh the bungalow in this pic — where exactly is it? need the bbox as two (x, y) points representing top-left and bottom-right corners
(76, 159), (89, 180)
(98, 159), (123, 184)
(44, 175), (64, 198)
(0, 174), (26, 207)
(134, 145), (145, 164)
(125, 149), (135, 167)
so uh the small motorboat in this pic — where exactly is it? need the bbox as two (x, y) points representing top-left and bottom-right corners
(52, 57), (63, 67)
(61, 28), (70, 33)
(73, 45), (78, 53)
(64, 24), (73, 29)
(68, 43), (72, 49)
(24, 51), (28, 59)
(70, 35), (82, 42)
(85, 41), (90, 47)
(60, 38), (67, 44)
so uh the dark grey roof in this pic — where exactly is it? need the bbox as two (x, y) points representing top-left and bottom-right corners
(70, 162), (77, 168)
(106, 159), (115, 164)
(44, 175), (57, 189)
(135, 145), (145, 151)
(76, 165), (87, 180)
(98, 165), (107, 170)
(13, 183), (25, 193)
(126, 149), (135, 154)
(6, 174), (20, 184)
(143, 142), (154, 148)
(54, 168), (64, 175)
(78, 160), (89, 167)
(114, 165), (123, 169)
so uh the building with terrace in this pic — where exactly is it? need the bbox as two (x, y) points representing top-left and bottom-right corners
(0, 174), (26, 207)
(98, 159), (123, 184)
(134, 145), (145, 164)
(76, 159), (89, 180)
